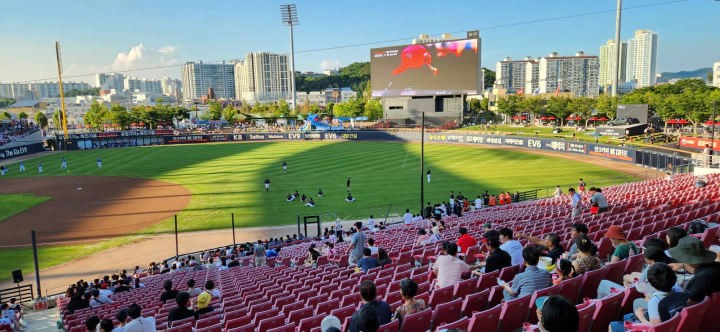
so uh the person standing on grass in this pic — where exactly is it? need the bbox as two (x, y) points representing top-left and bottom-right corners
(19, 161), (24, 172)
(264, 177), (270, 192)
(347, 177), (351, 192)
(61, 157), (67, 168)
(427, 168), (431, 182)
(282, 160), (287, 173)
(97, 158), (102, 168)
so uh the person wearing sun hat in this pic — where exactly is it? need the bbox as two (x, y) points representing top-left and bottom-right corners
(668, 236), (720, 305)
(195, 291), (214, 315)
(320, 315), (342, 332)
(604, 225), (639, 264)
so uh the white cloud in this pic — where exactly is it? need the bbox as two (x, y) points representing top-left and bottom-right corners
(64, 43), (182, 82)
(320, 60), (340, 70)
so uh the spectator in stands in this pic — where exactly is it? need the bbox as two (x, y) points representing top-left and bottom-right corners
(424, 202), (433, 219)
(324, 242), (337, 256)
(568, 188), (582, 218)
(482, 223), (493, 233)
(195, 292), (213, 315)
(99, 319), (114, 332)
(113, 309), (128, 332)
(113, 280), (130, 294)
(665, 226), (687, 254)
(415, 229), (430, 246)
(227, 256), (240, 268)
(266, 247), (278, 258)
(367, 238), (379, 255)
(89, 289), (113, 309)
(537, 296), (579, 332)
(305, 244), (321, 266)
(498, 228), (524, 266)
(357, 248), (378, 272)
(348, 281), (391, 332)
(1, 303), (25, 332)
(346, 222), (367, 265)
(124, 304), (155, 332)
(253, 240), (266, 267)
(457, 227), (477, 255)
(475, 196), (483, 210)
(473, 236), (511, 275)
(604, 225), (639, 263)
(554, 259), (574, 282)
(502, 247), (552, 301)
(563, 223), (588, 262)
(168, 292), (198, 323)
(571, 235), (603, 276)
(378, 222), (386, 230)
(610, 262), (678, 329)
(133, 279), (143, 289)
(337, 231), (344, 243)
(377, 249), (392, 267)
(668, 236), (720, 305)
(553, 185), (562, 197)
(589, 187), (609, 213)
(85, 316), (101, 332)
(597, 245), (673, 299)
(433, 242), (479, 288)
(393, 279), (426, 322)
(66, 292), (89, 314)
(204, 280), (220, 298)
(185, 279), (201, 297)
(515, 232), (565, 262)
(160, 281), (179, 304)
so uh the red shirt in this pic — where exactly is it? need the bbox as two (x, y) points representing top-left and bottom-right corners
(457, 234), (478, 254)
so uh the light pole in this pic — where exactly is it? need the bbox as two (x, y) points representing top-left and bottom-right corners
(280, 4), (299, 114)
(194, 101), (199, 125)
(611, 0), (622, 97)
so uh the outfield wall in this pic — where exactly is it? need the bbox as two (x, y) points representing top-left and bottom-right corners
(0, 142), (45, 161)
(53, 130), (692, 170)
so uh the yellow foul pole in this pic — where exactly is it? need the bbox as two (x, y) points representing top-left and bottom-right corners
(55, 42), (69, 148)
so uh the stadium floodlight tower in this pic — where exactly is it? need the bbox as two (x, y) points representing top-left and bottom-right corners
(280, 4), (299, 112)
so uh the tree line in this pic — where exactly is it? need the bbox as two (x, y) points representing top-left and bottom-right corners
(489, 79), (719, 131)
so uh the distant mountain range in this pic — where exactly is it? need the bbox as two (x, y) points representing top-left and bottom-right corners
(659, 67), (712, 80)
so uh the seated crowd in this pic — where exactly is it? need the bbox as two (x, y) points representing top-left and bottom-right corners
(53, 174), (720, 332)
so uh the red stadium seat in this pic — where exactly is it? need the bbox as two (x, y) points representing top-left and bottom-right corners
(428, 285), (454, 308)
(433, 317), (469, 332)
(377, 319), (399, 332)
(467, 305), (502, 332)
(430, 298), (462, 330)
(399, 308), (432, 332)
(677, 296), (710, 332)
(527, 284), (560, 324)
(461, 288), (490, 318)
(498, 296), (531, 332)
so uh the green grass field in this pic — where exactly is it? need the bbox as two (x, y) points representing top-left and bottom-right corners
(0, 141), (627, 276)
(0, 194), (51, 222)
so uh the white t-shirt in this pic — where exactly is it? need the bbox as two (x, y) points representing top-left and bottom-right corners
(124, 316), (156, 332)
(403, 213), (413, 225)
(500, 240), (524, 266)
(368, 246), (379, 255)
(368, 219), (375, 229)
(208, 289), (221, 298)
(475, 198), (482, 209)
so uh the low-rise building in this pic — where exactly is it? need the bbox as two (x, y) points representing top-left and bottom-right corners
(8, 100), (47, 118)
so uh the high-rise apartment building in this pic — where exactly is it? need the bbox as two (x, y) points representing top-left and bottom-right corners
(181, 61), (236, 101)
(599, 39), (628, 87)
(712, 62), (720, 88)
(234, 52), (290, 104)
(495, 56), (539, 94)
(161, 77), (183, 98)
(0, 82), (90, 100)
(123, 77), (163, 95)
(96, 73), (127, 91)
(538, 51), (600, 98)
(626, 30), (658, 88)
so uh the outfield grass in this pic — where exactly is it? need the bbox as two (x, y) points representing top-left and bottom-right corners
(0, 141), (627, 275)
(0, 194), (51, 222)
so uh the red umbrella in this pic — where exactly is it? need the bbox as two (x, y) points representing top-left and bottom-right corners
(139, 122), (145, 126)
(599, 117), (608, 121)
(589, 117), (598, 121)
(104, 124), (109, 127)
(85, 125), (91, 128)
(567, 116), (574, 120)
(548, 116), (556, 120)
(540, 116), (548, 120)
(131, 122), (137, 126)
(166, 121), (172, 124)
(666, 119), (678, 124)
(112, 123), (118, 126)
(521, 116), (527, 119)
(678, 119), (689, 124)
(512, 116), (519, 119)
(575, 117), (582, 121)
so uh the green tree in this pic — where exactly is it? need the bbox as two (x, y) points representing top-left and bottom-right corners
(496, 95), (524, 120)
(522, 96), (545, 117)
(170, 106), (190, 124)
(0, 111), (12, 120)
(222, 105), (238, 122)
(467, 99), (482, 113)
(18, 112), (28, 120)
(83, 100), (110, 130)
(277, 99), (290, 117)
(34, 112), (48, 128)
(482, 67), (496, 90)
(326, 101), (335, 113)
(480, 98), (489, 113)
(109, 104), (132, 129)
(546, 97), (572, 126)
(206, 101), (223, 120)
(63, 87), (101, 97)
(363, 99), (383, 120)
(594, 94), (620, 120)
(569, 97), (596, 127)
(672, 89), (714, 133)
(308, 104), (321, 115)
(333, 96), (365, 118)
(649, 93), (680, 130)
(0, 98), (16, 108)
(53, 110), (64, 128)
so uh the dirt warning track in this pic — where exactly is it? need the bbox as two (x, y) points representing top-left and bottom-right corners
(0, 176), (191, 247)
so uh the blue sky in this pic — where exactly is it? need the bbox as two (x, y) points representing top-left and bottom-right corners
(0, 0), (716, 84)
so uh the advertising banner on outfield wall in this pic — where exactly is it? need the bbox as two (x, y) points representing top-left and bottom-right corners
(678, 136), (719, 150)
(0, 143), (45, 161)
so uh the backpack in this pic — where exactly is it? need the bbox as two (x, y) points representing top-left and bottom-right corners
(657, 292), (689, 322)
(688, 219), (709, 235)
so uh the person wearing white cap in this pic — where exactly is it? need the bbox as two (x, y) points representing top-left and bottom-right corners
(321, 315), (342, 332)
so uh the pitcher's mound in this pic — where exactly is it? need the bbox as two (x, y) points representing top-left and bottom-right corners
(0, 176), (191, 247)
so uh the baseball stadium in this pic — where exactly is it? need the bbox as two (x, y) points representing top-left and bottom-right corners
(2, 3), (720, 332)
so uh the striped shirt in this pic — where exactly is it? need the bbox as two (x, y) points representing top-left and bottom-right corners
(510, 265), (552, 299)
